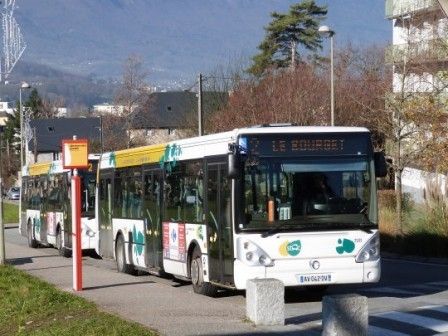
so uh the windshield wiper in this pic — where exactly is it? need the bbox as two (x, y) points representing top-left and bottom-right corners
(261, 222), (294, 238)
(359, 202), (374, 233)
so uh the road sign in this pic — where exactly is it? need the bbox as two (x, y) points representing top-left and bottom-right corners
(62, 139), (88, 169)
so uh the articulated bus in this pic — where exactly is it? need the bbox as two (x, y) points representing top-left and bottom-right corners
(20, 155), (99, 256)
(96, 126), (386, 296)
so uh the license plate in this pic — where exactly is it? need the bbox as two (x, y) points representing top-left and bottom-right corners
(297, 273), (333, 284)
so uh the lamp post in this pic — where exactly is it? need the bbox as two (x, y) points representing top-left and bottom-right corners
(318, 25), (335, 126)
(19, 82), (31, 170)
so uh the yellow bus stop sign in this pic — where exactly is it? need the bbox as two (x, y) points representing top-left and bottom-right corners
(62, 139), (89, 169)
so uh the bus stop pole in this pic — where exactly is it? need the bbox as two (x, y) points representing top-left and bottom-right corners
(71, 169), (82, 291)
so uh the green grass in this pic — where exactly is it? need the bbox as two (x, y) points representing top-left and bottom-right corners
(379, 201), (448, 258)
(2, 202), (19, 224)
(0, 264), (158, 336)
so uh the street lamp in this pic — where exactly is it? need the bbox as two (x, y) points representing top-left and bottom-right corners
(19, 81), (31, 170)
(318, 25), (335, 126)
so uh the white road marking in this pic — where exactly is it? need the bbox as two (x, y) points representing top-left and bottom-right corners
(405, 284), (445, 292)
(362, 286), (418, 296)
(368, 325), (409, 336)
(419, 305), (448, 314)
(427, 281), (448, 286)
(376, 311), (448, 333)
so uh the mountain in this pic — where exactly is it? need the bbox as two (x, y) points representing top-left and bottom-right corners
(13, 0), (390, 88)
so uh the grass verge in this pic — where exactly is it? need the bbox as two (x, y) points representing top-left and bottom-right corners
(0, 264), (158, 336)
(379, 195), (448, 258)
(2, 202), (19, 224)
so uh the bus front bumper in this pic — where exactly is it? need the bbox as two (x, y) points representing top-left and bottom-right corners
(233, 257), (381, 290)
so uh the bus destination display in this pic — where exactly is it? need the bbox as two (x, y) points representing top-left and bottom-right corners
(239, 133), (370, 157)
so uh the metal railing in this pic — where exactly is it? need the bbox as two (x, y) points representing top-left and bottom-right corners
(385, 0), (439, 18)
(385, 38), (448, 64)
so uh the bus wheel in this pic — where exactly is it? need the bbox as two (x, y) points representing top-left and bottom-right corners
(190, 248), (217, 296)
(27, 220), (38, 248)
(115, 234), (135, 275)
(56, 227), (71, 258)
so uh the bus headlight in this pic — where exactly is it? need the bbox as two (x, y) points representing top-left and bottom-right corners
(355, 233), (380, 263)
(85, 229), (95, 238)
(238, 238), (274, 267)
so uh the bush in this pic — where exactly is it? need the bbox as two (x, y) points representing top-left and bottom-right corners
(378, 190), (413, 212)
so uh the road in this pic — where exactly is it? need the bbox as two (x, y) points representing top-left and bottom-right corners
(4, 227), (448, 336)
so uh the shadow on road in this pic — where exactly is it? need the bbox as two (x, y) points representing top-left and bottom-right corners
(7, 254), (58, 265)
(84, 280), (155, 291)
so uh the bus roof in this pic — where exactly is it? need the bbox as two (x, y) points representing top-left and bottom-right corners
(99, 126), (371, 170)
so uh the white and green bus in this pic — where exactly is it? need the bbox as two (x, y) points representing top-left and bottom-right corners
(96, 126), (386, 296)
(20, 155), (99, 256)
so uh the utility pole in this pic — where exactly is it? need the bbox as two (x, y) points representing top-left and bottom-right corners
(33, 127), (37, 163)
(197, 73), (203, 136)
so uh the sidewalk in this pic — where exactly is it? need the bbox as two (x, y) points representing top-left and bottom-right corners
(5, 229), (301, 336)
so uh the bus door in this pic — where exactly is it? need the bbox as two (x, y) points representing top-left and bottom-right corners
(143, 168), (163, 269)
(39, 176), (48, 243)
(99, 170), (114, 258)
(206, 159), (233, 285)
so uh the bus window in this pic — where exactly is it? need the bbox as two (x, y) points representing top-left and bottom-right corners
(164, 165), (182, 221)
(163, 161), (203, 223)
(81, 173), (96, 215)
(131, 170), (142, 219)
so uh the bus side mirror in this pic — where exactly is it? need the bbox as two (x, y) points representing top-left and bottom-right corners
(374, 152), (387, 178)
(228, 153), (240, 179)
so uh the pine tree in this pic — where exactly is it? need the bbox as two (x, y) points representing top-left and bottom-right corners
(248, 1), (327, 76)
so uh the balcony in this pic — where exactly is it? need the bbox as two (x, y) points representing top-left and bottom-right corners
(386, 38), (448, 64)
(385, 0), (440, 19)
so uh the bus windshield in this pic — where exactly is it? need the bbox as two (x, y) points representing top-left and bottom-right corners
(241, 156), (375, 232)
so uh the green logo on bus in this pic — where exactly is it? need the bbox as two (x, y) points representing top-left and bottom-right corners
(34, 217), (41, 234)
(133, 225), (144, 256)
(109, 152), (116, 167)
(336, 239), (355, 254)
(279, 240), (301, 256)
(159, 144), (182, 172)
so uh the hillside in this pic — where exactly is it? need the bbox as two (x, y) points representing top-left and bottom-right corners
(13, 0), (389, 87)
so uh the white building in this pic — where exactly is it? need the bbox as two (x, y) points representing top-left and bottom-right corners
(386, 0), (448, 203)
(54, 107), (68, 118)
(93, 103), (126, 115)
(0, 101), (14, 114)
(386, 0), (448, 93)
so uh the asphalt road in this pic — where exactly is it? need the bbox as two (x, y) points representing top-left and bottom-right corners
(4, 227), (448, 336)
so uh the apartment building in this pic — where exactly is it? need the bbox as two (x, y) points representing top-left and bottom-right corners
(386, 0), (448, 93)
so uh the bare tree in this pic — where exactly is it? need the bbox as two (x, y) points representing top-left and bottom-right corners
(208, 63), (328, 132)
(114, 54), (151, 148)
(341, 15), (448, 231)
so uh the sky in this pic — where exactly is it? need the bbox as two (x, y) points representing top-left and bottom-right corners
(317, 0), (390, 47)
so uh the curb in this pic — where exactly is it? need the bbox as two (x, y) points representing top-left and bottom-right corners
(382, 252), (448, 265)
(3, 223), (18, 229)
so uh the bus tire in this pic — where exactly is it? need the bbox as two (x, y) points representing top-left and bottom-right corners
(190, 248), (217, 296)
(115, 234), (135, 275)
(56, 227), (71, 258)
(27, 220), (38, 248)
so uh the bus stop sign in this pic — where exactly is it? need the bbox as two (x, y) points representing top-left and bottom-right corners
(62, 139), (89, 169)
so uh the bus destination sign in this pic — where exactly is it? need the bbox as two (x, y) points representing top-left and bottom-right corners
(239, 133), (370, 157)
